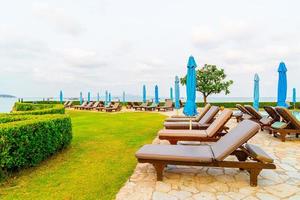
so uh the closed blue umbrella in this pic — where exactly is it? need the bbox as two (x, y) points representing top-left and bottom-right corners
(155, 85), (159, 104)
(87, 92), (91, 103)
(183, 56), (198, 117)
(293, 88), (296, 109)
(105, 90), (108, 105)
(174, 76), (180, 109)
(109, 93), (111, 102)
(59, 90), (63, 104)
(143, 85), (146, 103)
(97, 92), (100, 101)
(80, 92), (83, 105)
(253, 74), (260, 110)
(170, 87), (173, 101)
(122, 91), (126, 104)
(277, 62), (288, 107)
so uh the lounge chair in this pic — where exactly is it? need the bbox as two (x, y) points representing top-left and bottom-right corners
(74, 102), (88, 110)
(163, 106), (219, 129)
(97, 102), (110, 111)
(244, 105), (274, 128)
(126, 102), (134, 109)
(104, 102), (121, 112)
(132, 102), (140, 109)
(82, 101), (95, 110)
(157, 99), (173, 111)
(134, 102), (149, 111)
(136, 120), (276, 186)
(144, 102), (159, 111)
(85, 101), (101, 110)
(261, 106), (281, 133)
(166, 104), (211, 122)
(236, 104), (253, 120)
(271, 107), (300, 142)
(63, 101), (69, 107)
(159, 109), (233, 144)
(65, 101), (73, 108)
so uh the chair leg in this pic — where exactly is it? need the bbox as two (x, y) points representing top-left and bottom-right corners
(280, 132), (286, 142)
(153, 163), (166, 181)
(168, 139), (178, 145)
(248, 168), (262, 187)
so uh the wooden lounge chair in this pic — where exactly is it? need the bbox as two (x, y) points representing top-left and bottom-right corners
(159, 109), (233, 144)
(261, 106), (281, 133)
(144, 102), (159, 111)
(136, 120), (276, 186)
(64, 101), (73, 108)
(104, 102), (121, 112)
(132, 102), (140, 109)
(163, 106), (219, 129)
(244, 105), (274, 129)
(134, 102), (149, 111)
(63, 101), (69, 107)
(271, 107), (300, 142)
(85, 101), (101, 110)
(158, 99), (173, 111)
(74, 102), (88, 110)
(236, 104), (253, 120)
(81, 101), (95, 110)
(166, 104), (211, 122)
(97, 102), (110, 112)
(126, 102), (134, 109)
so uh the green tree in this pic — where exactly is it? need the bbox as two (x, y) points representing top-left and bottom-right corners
(181, 64), (233, 104)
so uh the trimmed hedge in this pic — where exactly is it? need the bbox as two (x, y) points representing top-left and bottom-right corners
(0, 114), (72, 172)
(0, 103), (72, 181)
(12, 103), (65, 115)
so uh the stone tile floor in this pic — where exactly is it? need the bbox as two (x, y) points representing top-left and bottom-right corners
(116, 110), (300, 200)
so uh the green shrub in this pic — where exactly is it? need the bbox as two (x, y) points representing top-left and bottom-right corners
(0, 114), (72, 171)
(12, 103), (65, 115)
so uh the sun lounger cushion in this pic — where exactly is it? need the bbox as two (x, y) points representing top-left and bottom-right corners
(198, 106), (219, 124)
(259, 117), (273, 125)
(158, 129), (208, 137)
(271, 121), (288, 129)
(245, 143), (274, 164)
(136, 144), (213, 162)
(211, 120), (260, 161)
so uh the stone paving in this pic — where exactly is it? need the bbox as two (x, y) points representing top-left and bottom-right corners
(116, 110), (300, 200)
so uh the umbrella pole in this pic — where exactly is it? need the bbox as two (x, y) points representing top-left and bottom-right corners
(176, 109), (179, 116)
(189, 117), (192, 130)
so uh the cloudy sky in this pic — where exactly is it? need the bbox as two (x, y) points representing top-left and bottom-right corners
(1, 0), (299, 99)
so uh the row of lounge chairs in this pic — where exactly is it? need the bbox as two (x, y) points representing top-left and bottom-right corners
(135, 104), (276, 186)
(126, 100), (174, 111)
(64, 101), (122, 112)
(235, 104), (300, 142)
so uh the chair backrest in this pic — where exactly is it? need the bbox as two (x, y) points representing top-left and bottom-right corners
(275, 107), (300, 129)
(64, 101), (69, 106)
(199, 106), (219, 124)
(113, 102), (120, 108)
(211, 120), (260, 161)
(165, 99), (173, 107)
(93, 101), (100, 108)
(244, 105), (262, 120)
(195, 104), (211, 121)
(236, 104), (251, 115)
(206, 109), (233, 137)
(264, 106), (280, 121)
(86, 102), (94, 107)
(81, 102), (88, 107)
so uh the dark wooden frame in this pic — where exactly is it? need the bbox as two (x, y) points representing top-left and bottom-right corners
(137, 149), (275, 187)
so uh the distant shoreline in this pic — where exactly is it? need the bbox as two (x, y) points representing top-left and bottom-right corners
(0, 94), (16, 98)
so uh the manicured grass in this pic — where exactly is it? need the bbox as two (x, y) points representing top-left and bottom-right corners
(0, 111), (166, 200)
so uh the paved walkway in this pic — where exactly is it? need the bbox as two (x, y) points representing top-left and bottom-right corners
(116, 110), (300, 200)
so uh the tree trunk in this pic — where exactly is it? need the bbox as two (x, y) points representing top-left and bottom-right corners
(203, 95), (207, 105)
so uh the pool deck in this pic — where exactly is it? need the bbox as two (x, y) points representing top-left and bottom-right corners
(116, 109), (300, 200)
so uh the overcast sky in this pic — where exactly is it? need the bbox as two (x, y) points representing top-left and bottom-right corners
(1, 0), (299, 99)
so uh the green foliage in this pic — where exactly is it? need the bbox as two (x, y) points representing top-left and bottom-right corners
(0, 115), (72, 171)
(0, 111), (165, 200)
(12, 103), (65, 115)
(181, 64), (233, 103)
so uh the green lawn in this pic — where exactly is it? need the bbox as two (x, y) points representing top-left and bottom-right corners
(0, 111), (166, 200)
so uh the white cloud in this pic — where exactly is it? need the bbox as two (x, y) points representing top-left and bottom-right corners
(32, 2), (85, 36)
